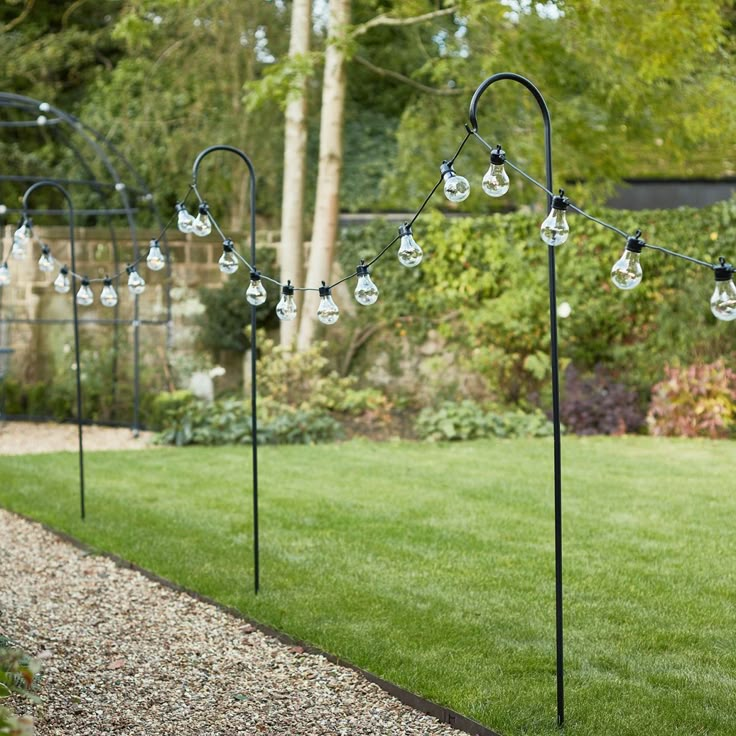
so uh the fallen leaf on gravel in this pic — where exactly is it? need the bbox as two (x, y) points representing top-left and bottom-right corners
(108, 659), (126, 670)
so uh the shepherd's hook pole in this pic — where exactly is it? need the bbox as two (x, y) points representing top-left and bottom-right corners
(22, 181), (85, 521)
(192, 145), (260, 595)
(469, 72), (565, 728)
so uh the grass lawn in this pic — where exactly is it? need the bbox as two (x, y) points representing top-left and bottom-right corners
(1, 436), (735, 736)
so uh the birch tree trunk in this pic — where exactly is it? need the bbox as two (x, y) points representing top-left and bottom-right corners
(279, 0), (311, 347)
(296, 0), (350, 350)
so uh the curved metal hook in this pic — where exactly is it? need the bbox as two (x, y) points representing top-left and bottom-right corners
(468, 72), (553, 207)
(191, 145), (257, 266)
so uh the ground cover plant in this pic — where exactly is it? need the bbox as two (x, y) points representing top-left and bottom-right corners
(1, 437), (735, 736)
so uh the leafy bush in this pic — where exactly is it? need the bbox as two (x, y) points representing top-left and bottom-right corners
(415, 400), (555, 441)
(338, 198), (736, 409)
(646, 360), (736, 438)
(0, 635), (40, 735)
(561, 364), (645, 435)
(154, 395), (342, 446)
(196, 256), (280, 356)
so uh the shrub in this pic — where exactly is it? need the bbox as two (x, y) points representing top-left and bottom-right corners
(561, 364), (645, 435)
(0, 635), (40, 735)
(154, 396), (343, 446)
(415, 400), (555, 441)
(646, 360), (736, 438)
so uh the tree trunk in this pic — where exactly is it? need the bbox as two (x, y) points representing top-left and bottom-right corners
(279, 0), (311, 347)
(296, 0), (350, 351)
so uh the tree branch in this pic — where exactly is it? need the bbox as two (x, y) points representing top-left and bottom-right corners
(353, 54), (467, 96)
(1, 0), (35, 33)
(350, 6), (457, 39)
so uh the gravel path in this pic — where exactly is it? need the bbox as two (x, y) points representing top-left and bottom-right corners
(0, 509), (461, 736)
(0, 421), (157, 455)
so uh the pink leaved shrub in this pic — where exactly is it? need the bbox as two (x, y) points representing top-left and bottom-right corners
(646, 360), (736, 438)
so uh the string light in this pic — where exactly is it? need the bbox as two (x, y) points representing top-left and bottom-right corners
(276, 281), (297, 321)
(11, 220), (31, 259)
(53, 265), (71, 293)
(218, 239), (239, 274)
(540, 190), (571, 247)
(176, 202), (195, 233)
(146, 239), (165, 271)
(440, 160), (470, 203)
(317, 282), (340, 325)
(482, 145), (510, 198)
(76, 277), (94, 306)
(354, 261), (379, 306)
(126, 264), (146, 295)
(245, 271), (267, 306)
(710, 258), (736, 321)
(100, 277), (118, 307)
(192, 203), (212, 236)
(37, 243), (55, 273)
(397, 222), (423, 268)
(611, 231), (644, 290)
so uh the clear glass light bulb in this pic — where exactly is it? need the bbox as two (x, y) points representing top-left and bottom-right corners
(317, 285), (340, 325)
(711, 275), (736, 321)
(146, 240), (165, 271)
(192, 206), (212, 237)
(443, 173), (470, 203)
(0, 262), (10, 287)
(11, 223), (30, 259)
(398, 224), (423, 268)
(611, 248), (643, 290)
(54, 267), (70, 294)
(276, 285), (298, 321)
(246, 274), (267, 306)
(482, 162), (510, 198)
(218, 241), (239, 274)
(100, 279), (118, 307)
(176, 203), (194, 233)
(354, 265), (379, 306)
(76, 280), (94, 306)
(127, 267), (146, 295)
(38, 246), (55, 273)
(540, 207), (570, 246)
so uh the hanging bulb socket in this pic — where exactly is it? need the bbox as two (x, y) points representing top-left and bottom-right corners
(318, 283), (330, 298)
(356, 262), (369, 278)
(714, 256), (734, 282)
(490, 145), (506, 165)
(551, 189), (569, 211)
(625, 230), (645, 254)
(282, 281), (295, 297)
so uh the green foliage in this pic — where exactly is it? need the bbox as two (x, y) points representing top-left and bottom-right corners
(8, 437), (736, 736)
(153, 395), (343, 447)
(338, 198), (736, 412)
(0, 635), (40, 735)
(385, 0), (736, 208)
(154, 339), (391, 445)
(415, 400), (554, 441)
(196, 261), (280, 356)
(646, 360), (736, 438)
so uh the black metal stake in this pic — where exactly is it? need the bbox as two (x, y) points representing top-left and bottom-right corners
(191, 145), (260, 594)
(22, 181), (85, 520)
(469, 72), (565, 727)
